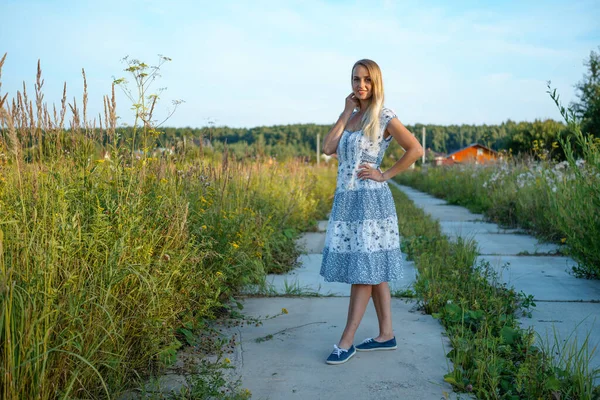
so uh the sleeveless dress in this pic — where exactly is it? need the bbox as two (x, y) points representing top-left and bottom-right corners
(320, 107), (404, 284)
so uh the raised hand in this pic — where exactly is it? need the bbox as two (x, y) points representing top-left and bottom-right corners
(344, 92), (360, 114)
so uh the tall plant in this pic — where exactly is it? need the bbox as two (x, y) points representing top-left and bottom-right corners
(571, 46), (600, 138)
(113, 55), (184, 159)
(546, 82), (600, 278)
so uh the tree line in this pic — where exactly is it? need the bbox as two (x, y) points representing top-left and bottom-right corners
(127, 117), (568, 162)
(2, 47), (597, 164)
(131, 46), (599, 163)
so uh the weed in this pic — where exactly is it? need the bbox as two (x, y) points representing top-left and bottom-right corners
(391, 288), (416, 298)
(538, 320), (600, 399)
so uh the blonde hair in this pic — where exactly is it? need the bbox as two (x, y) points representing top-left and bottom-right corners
(351, 59), (384, 142)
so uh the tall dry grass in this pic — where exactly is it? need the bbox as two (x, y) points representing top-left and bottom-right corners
(0, 54), (336, 398)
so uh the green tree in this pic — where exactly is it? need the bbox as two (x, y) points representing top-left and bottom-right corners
(571, 46), (600, 137)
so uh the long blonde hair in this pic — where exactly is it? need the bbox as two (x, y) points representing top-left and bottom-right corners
(351, 59), (384, 142)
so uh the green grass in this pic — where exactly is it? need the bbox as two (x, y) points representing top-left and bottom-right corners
(391, 288), (416, 298)
(248, 278), (335, 297)
(389, 184), (600, 399)
(0, 155), (336, 399)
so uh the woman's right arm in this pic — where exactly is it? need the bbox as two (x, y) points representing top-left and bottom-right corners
(322, 93), (359, 155)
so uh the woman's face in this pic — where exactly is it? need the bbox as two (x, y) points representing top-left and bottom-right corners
(352, 64), (373, 101)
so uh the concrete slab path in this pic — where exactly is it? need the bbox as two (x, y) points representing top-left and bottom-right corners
(392, 182), (600, 384)
(236, 181), (600, 399)
(238, 208), (463, 399)
(238, 297), (458, 400)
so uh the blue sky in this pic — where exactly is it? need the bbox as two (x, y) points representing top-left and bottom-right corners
(1, 0), (598, 128)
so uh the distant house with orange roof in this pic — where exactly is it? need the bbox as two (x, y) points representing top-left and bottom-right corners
(434, 143), (499, 166)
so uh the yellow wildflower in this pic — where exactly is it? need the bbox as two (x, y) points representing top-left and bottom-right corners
(224, 357), (231, 364)
(231, 242), (239, 249)
(160, 178), (168, 184)
(561, 238), (567, 244)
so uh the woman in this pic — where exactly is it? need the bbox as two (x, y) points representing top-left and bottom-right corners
(320, 59), (423, 365)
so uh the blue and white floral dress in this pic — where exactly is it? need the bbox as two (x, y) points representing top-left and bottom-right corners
(320, 107), (404, 284)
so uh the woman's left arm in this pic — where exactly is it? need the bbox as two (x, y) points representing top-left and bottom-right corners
(357, 117), (424, 182)
(380, 118), (423, 181)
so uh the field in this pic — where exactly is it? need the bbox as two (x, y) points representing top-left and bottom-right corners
(0, 56), (337, 398)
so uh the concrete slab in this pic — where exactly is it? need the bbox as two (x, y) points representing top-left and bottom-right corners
(391, 183), (485, 221)
(475, 234), (560, 256)
(395, 185), (445, 205)
(296, 232), (326, 254)
(390, 185), (483, 221)
(412, 204), (485, 222)
(238, 297), (461, 400)
(398, 193), (447, 207)
(262, 253), (417, 296)
(479, 255), (600, 302)
(440, 221), (522, 236)
(317, 220), (328, 232)
(518, 302), (600, 385)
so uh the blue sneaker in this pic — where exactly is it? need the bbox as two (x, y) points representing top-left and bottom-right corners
(326, 344), (356, 365)
(355, 337), (397, 352)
